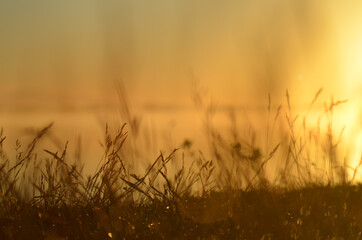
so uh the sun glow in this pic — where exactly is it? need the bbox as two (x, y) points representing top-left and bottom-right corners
(339, 34), (362, 182)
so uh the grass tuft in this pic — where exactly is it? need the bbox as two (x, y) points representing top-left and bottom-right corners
(0, 88), (361, 239)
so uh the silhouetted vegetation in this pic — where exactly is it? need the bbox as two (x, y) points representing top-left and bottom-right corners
(0, 89), (361, 239)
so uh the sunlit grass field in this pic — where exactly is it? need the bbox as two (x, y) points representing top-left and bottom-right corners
(1, 89), (361, 239)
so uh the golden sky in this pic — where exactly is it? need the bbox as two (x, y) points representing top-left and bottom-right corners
(1, 0), (362, 111)
(0, 0), (361, 178)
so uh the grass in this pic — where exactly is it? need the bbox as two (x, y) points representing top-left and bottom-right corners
(0, 88), (361, 239)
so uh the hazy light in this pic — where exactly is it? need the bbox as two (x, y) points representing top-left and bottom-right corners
(0, 0), (361, 180)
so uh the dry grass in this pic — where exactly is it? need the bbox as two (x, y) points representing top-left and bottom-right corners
(0, 88), (361, 239)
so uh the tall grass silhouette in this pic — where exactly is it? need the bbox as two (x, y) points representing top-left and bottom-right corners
(0, 87), (361, 239)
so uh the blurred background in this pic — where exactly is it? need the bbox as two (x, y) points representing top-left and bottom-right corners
(0, 0), (361, 174)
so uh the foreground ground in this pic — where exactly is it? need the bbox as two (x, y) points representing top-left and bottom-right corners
(1, 184), (361, 240)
